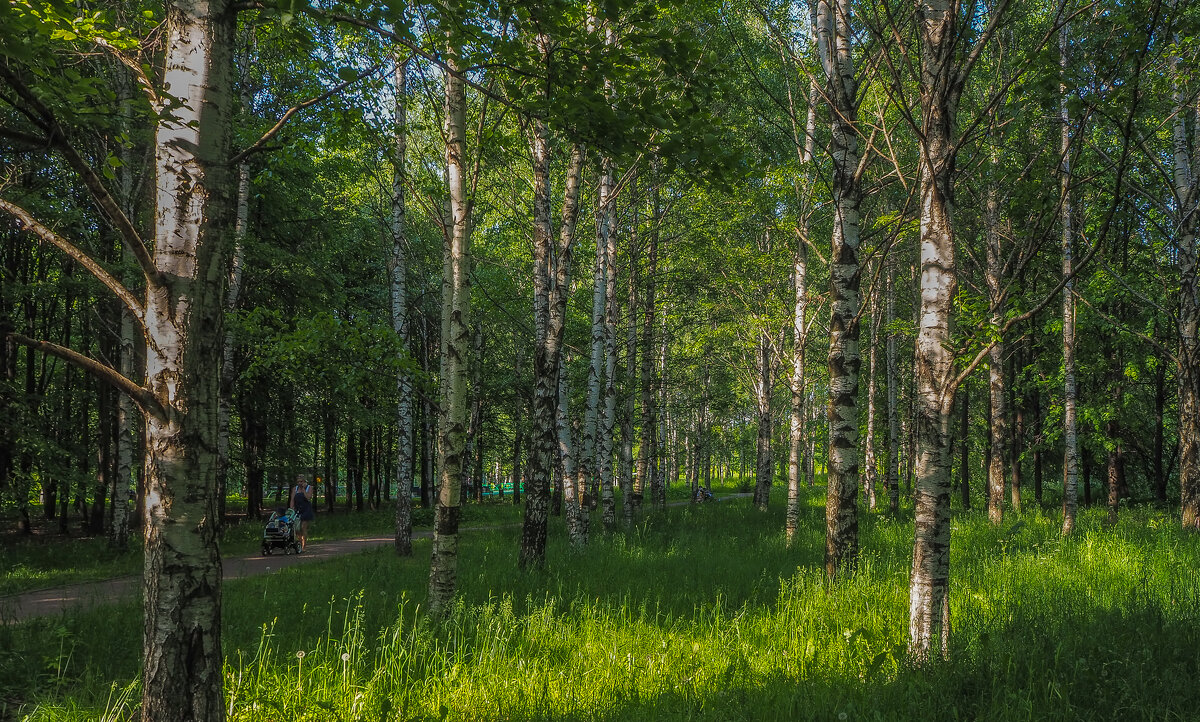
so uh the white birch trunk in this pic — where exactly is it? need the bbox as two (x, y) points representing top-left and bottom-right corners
(428, 21), (473, 611)
(558, 358), (587, 545)
(753, 330), (774, 510)
(112, 310), (136, 548)
(142, 0), (235, 717)
(817, 0), (862, 579)
(391, 54), (414, 555)
(521, 117), (556, 566)
(581, 191), (607, 516)
(985, 178), (1008, 525)
(1060, 24), (1080, 536)
(864, 273), (880, 511)
(886, 257), (900, 515)
(599, 155), (619, 529)
(620, 231), (637, 525)
(908, 0), (966, 660)
(786, 58), (817, 544)
(521, 112), (587, 562)
(787, 238), (808, 543)
(1172, 5), (1200, 530)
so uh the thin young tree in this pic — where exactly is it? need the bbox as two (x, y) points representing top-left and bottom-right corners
(391, 51), (415, 556)
(1060, 20), (1081, 535)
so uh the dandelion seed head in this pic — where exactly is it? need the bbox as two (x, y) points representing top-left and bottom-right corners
(342, 652), (351, 662)
(839, 713), (848, 721)
(296, 650), (306, 659)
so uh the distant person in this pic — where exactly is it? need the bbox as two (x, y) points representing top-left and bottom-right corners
(289, 474), (315, 552)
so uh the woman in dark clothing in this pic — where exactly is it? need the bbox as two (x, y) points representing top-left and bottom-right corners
(289, 474), (315, 552)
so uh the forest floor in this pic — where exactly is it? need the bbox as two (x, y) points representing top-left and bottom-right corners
(0, 494), (747, 623)
(4, 491), (1198, 721)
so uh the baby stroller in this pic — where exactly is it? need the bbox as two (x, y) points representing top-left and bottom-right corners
(261, 507), (301, 555)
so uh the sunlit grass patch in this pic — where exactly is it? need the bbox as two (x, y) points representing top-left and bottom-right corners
(5, 487), (1200, 721)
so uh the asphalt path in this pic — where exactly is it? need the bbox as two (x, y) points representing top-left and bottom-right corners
(0, 532), (424, 624)
(0, 494), (749, 624)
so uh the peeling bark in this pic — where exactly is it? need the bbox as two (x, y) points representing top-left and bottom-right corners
(141, 0), (236, 717)
(817, 0), (862, 578)
(909, 0), (968, 660)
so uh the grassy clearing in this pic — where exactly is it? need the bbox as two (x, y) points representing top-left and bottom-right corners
(3, 485), (1199, 721)
(0, 498), (524, 597)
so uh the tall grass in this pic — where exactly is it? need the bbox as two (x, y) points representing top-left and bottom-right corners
(4, 488), (1199, 721)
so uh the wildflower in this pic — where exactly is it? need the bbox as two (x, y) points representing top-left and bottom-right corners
(342, 652), (351, 662)
(296, 650), (306, 659)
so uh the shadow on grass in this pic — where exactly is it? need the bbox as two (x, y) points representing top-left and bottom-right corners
(486, 604), (1200, 722)
(3, 488), (1199, 720)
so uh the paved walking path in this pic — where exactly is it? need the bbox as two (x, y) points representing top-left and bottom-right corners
(0, 532), (428, 624)
(1, 494), (749, 623)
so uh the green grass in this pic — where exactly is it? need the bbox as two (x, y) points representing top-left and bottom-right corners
(3, 485), (1199, 721)
(0, 498), (525, 598)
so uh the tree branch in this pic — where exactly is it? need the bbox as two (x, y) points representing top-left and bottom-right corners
(945, 12), (1151, 397)
(92, 37), (161, 109)
(296, 6), (527, 116)
(1074, 292), (1176, 361)
(0, 197), (147, 327)
(0, 62), (159, 283)
(0, 126), (50, 149)
(228, 61), (387, 166)
(8, 333), (164, 417)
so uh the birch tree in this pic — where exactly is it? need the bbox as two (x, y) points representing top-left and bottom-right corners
(984, 176), (1008, 525)
(1060, 22), (1081, 535)
(2, 0), (237, 715)
(428, 4), (474, 610)
(1172, 3), (1200, 530)
(598, 146), (620, 529)
(520, 112), (588, 564)
(905, 0), (1013, 659)
(391, 52), (414, 556)
(786, 36), (818, 545)
(816, 0), (863, 579)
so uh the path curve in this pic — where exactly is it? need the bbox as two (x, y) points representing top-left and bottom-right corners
(0, 494), (749, 623)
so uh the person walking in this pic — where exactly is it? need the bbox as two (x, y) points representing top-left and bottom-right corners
(289, 474), (315, 552)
